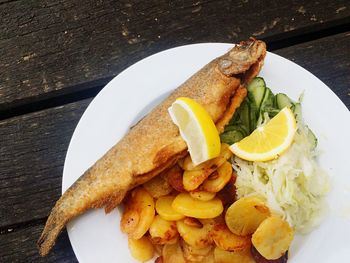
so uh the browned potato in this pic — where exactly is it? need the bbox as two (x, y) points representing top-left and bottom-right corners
(181, 240), (214, 262)
(251, 245), (288, 263)
(216, 176), (237, 206)
(156, 195), (185, 221)
(214, 247), (255, 263)
(164, 164), (185, 192)
(202, 161), (232, 193)
(252, 216), (294, 260)
(225, 196), (270, 236)
(149, 215), (179, 245)
(128, 236), (155, 262)
(176, 218), (213, 248)
(154, 244), (164, 256)
(121, 187), (155, 239)
(162, 242), (186, 263)
(210, 223), (251, 251)
(190, 190), (216, 201)
(183, 168), (215, 191)
(183, 144), (232, 171)
(143, 175), (173, 198)
(172, 193), (223, 219)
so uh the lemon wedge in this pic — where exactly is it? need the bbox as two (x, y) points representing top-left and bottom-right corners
(230, 107), (296, 161)
(168, 97), (221, 165)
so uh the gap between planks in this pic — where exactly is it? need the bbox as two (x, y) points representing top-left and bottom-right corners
(0, 20), (349, 236)
(0, 20), (349, 122)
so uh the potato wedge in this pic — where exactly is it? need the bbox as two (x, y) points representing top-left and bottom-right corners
(162, 242), (186, 263)
(128, 236), (155, 262)
(156, 196), (185, 221)
(144, 175), (173, 198)
(214, 247), (254, 263)
(252, 216), (294, 260)
(121, 187), (155, 239)
(176, 218), (213, 248)
(202, 161), (232, 193)
(149, 215), (179, 245)
(225, 196), (270, 236)
(210, 223), (251, 251)
(172, 193), (223, 219)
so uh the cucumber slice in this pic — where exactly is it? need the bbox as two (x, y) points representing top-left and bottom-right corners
(258, 88), (275, 123)
(224, 125), (249, 137)
(239, 100), (251, 133)
(220, 130), (244, 145)
(264, 107), (280, 118)
(293, 102), (302, 121)
(247, 77), (266, 113)
(247, 77), (266, 91)
(307, 127), (318, 149)
(249, 102), (258, 132)
(276, 93), (293, 109)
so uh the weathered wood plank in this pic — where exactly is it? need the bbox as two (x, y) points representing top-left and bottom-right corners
(0, 225), (77, 263)
(0, 32), (349, 229)
(275, 32), (350, 108)
(0, 99), (92, 227)
(1, 0), (349, 110)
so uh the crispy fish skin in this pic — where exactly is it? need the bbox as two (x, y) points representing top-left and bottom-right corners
(38, 38), (266, 256)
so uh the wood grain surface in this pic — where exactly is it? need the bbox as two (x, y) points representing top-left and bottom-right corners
(0, 32), (349, 262)
(275, 32), (350, 106)
(1, 0), (350, 262)
(1, 0), (349, 111)
(0, 99), (91, 227)
(0, 224), (76, 263)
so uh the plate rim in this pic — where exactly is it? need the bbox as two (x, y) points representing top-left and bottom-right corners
(62, 42), (350, 262)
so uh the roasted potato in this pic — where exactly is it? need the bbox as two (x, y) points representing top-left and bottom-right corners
(183, 217), (203, 228)
(216, 176), (237, 206)
(128, 236), (155, 262)
(183, 144), (232, 171)
(225, 196), (270, 236)
(172, 193), (223, 219)
(251, 245), (288, 263)
(210, 223), (251, 251)
(162, 242), (186, 263)
(252, 216), (294, 260)
(143, 175), (173, 198)
(121, 187), (155, 239)
(214, 247), (255, 263)
(183, 168), (215, 191)
(149, 215), (179, 245)
(164, 164), (185, 192)
(190, 190), (216, 201)
(156, 196), (185, 221)
(202, 161), (232, 193)
(176, 218), (213, 248)
(181, 240), (214, 262)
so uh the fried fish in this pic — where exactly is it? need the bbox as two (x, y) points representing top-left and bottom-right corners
(38, 38), (266, 256)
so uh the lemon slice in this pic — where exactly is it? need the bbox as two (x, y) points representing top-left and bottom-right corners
(168, 97), (221, 165)
(230, 107), (296, 161)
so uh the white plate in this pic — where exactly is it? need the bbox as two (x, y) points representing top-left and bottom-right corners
(62, 43), (350, 263)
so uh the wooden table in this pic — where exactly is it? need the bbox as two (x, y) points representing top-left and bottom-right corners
(0, 1), (349, 262)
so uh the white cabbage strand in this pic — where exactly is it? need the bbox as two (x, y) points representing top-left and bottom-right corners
(233, 121), (329, 233)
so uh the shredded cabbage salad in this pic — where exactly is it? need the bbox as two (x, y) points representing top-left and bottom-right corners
(233, 119), (329, 233)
